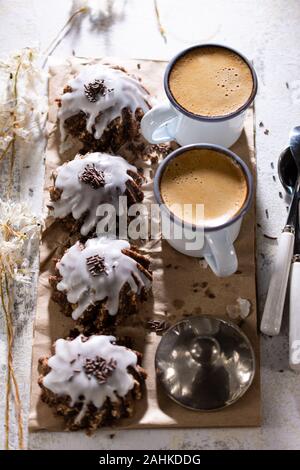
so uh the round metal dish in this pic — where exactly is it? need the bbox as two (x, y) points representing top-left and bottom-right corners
(155, 316), (255, 411)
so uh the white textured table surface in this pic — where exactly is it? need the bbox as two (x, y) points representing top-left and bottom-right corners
(1, 0), (300, 450)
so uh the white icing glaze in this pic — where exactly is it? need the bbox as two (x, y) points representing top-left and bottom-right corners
(56, 237), (151, 320)
(58, 64), (150, 142)
(43, 335), (138, 422)
(50, 152), (138, 236)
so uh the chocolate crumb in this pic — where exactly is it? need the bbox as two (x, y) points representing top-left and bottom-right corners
(172, 299), (185, 309)
(265, 209), (269, 219)
(205, 288), (215, 299)
(137, 64), (141, 70)
(200, 281), (208, 288)
(271, 162), (274, 169)
(286, 82), (289, 89)
(259, 121), (264, 127)
(109, 433), (115, 439)
(279, 191), (283, 199)
(272, 175), (276, 182)
(264, 129), (269, 135)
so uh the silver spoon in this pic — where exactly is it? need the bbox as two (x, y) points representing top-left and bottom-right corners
(261, 135), (300, 337)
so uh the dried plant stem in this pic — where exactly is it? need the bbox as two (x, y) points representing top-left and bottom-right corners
(0, 139), (13, 164)
(7, 60), (21, 197)
(42, 7), (88, 68)
(0, 270), (24, 450)
(154, 0), (167, 43)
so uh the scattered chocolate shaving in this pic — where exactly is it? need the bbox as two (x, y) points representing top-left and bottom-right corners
(147, 319), (170, 333)
(86, 254), (107, 276)
(270, 162), (274, 169)
(286, 82), (289, 89)
(63, 85), (73, 94)
(265, 209), (269, 219)
(259, 121), (264, 127)
(84, 356), (117, 384)
(272, 175), (276, 182)
(80, 336), (89, 343)
(137, 64), (141, 70)
(205, 288), (215, 299)
(264, 129), (269, 135)
(79, 163), (105, 189)
(263, 233), (278, 240)
(84, 79), (113, 103)
(279, 191), (283, 199)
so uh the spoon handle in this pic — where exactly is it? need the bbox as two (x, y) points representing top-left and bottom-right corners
(289, 256), (300, 369)
(260, 227), (294, 336)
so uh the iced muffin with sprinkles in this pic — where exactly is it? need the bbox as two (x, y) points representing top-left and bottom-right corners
(38, 334), (147, 433)
(48, 152), (144, 237)
(49, 237), (152, 334)
(58, 64), (151, 153)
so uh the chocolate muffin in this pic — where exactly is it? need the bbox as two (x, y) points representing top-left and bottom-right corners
(38, 334), (147, 433)
(49, 237), (152, 334)
(48, 152), (144, 237)
(58, 64), (151, 153)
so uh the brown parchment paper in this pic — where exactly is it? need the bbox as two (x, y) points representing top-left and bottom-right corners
(29, 57), (260, 432)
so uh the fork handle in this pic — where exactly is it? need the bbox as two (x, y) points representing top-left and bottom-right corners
(260, 228), (294, 336)
(289, 256), (300, 370)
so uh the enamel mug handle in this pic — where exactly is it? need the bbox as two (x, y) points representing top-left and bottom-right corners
(260, 229), (294, 336)
(141, 102), (179, 143)
(289, 257), (300, 370)
(204, 230), (238, 277)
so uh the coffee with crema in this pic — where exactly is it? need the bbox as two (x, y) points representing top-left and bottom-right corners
(169, 46), (254, 118)
(160, 149), (248, 227)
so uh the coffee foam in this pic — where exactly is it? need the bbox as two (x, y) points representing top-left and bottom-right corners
(160, 149), (248, 227)
(169, 46), (253, 117)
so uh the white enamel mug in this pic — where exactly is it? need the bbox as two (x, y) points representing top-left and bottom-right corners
(153, 144), (253, 277)
(141, 44), (257, 148)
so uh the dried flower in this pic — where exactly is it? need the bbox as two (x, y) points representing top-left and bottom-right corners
(0, 199), (41, 450)
(0, 48), (48, 194)
(0, 199), (41, 282)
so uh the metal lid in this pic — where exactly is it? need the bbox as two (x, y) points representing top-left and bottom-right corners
(155, 316), (255, 411)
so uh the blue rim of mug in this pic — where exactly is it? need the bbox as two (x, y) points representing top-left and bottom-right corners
(164, 43), (258, 122)
(153, 143), (253, 233)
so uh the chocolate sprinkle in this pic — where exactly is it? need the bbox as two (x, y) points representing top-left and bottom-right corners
(86, 254), (107, 276)
(79, 164), (105, 189)
(84, 79), (113, 103)
(83, 356), (117, 384)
